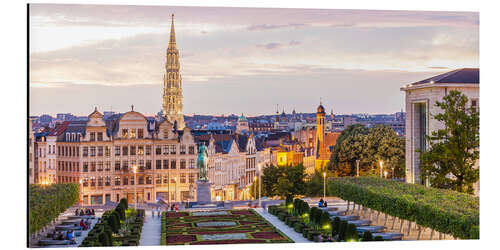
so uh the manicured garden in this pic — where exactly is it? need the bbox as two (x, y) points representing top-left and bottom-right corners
(162, 209), (293, 245)
(80, 198), (145, 247)
(328, 176), (480, 239)
(269, 198), (381, 242)
(29, 183), (79, 236)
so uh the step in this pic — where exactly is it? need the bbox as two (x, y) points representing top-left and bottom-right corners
(330, 215), (360, 221)
(61, 220), (81, 225)
(348, 220), (372, 227)
(328, 211), (346, 216)
(67, 215), (96, 220)
(356, 225), (386, 233)
(38, 239), (74, 246)
(372, 232), (404, 240)
(319, 207), (338, 211)
(55, 225), (82, 231)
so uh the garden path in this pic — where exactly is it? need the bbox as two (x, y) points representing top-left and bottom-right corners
(139, 210), (162, 246)
(253, 208), (311, 243)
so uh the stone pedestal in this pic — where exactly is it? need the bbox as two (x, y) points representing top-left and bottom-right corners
(196, 180), (212, 205)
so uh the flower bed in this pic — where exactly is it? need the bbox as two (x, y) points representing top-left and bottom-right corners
(163, 209), (293, 245)
(329, 176), (480, 239)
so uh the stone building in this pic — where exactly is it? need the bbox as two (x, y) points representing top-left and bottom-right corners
(400, 68), (479, 195)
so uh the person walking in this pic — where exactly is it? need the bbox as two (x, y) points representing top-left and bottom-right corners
(151, 207), (155, 219)
(157, 206), (161, 218)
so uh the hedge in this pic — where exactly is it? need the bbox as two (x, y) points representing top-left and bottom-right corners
(329, 176), (479, 239)
(29, 183), (79, 236)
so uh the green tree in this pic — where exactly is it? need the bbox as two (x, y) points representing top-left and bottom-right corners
(364, 125), (405, 178)
(329, 124), (370, 176)
(420, 90), (480, 194)
(276, 177), (293, 198)
(284, 164), (306, 195)
(249, 178), (261, 199)
(261, 164), (283, 197)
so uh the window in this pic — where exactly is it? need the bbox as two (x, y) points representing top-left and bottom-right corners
(138, 129), (144, 139)
(180, 159), (186, 169)
(156, 146), (161, 155)
(122, 146), (128, 156)
(189, 173), (195, 183)
(163, 145), (169, 155)
(163, 175), (168, 184)
(189, 146), (195, 155)
(105, 176), (111, 186)
(82, 147), (88, 157)
(90, 147), (96, 157)
(163, 160), (169, 169)
(180, 173), (186, 183)
(122, 129), (128, 138)
(90, 132), (95, 141)
(115, 161), (121, 171)
(91, 162), (96, 172)
(122, 160), (128, 171)
(83, 162), (88, 172)
(114, 146), (120, 156)
(146, 176), (152, 184)
(130, 146), (136, 156)
(138, 146), (144, 155)
(145, 146), (151, 155)
(90, 177), (96, 186)
(97, 132), (103, 141)
(471, 99), (478, 112)
(105, 146), (110, 157)
(83, 177), (89, 187)
(122, 176), (128, 185)
(139, 160), (144, 171)
(138, 176), (144, 185)
(146, 160), (152, 170)
(105, 161), (111, 172)
(171, 176), (176, 184)
(114, 176), (120, 186)
(97, 146), (103, 156)
(130, 160), (136, 171)
(97, 162), (103, 171)
(171, 160), (176, 169)
(180, 145), (186, 154)
(189, 159), (195, 169)
(130, 128), (136, 138)
(130, 176), (134, 185)
(97, 176), (103, 186)
(170, 145), (176, 154)
(156, 160), (161, 170)
(156, 175), (161, 184)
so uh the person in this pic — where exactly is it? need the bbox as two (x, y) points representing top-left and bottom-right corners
(318, 198), (324, 207)
(67, 230), (73, 241)
(80, 219), (88, 230)
(75, 209), (79, 216)
(174, 203), (178, 212)
(151, 208), (155, 219)
(323, 201), (328, 207)
(262, 201), (267, 213)
(79, 210), (84, 216)
(51, 231), (58, 240)
(91, 209), (95, 215)
(170, 204), (174, 212)
(157, 206), (161, 218)
(57, 232), (64, 240)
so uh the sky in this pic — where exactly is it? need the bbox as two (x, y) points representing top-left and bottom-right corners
(29, 4), (479, 117)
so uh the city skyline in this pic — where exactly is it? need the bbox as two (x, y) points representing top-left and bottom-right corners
(29, 4), (479, 116)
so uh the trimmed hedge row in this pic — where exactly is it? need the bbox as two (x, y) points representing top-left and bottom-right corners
(329, 176), (479, 239)
(160, 212), (167, 245)
(29, 183), (79, 236)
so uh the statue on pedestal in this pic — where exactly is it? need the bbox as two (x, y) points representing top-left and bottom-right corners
(197, 142), (209, 181)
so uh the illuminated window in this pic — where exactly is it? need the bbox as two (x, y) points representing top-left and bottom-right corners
(130, 128), (136, 138)
(138, 129), (144, 139)
(122, 129), (128, 138)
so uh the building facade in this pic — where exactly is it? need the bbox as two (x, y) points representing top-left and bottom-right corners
(401, 68), (479, 195)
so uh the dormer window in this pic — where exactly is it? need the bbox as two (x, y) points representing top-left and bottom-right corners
(97, 132), (103, 141)
(90, 132), (95, 141)
(130, 128), (136, 138)
(122, 129), (128, 138)
(66, 133), (70, 141)
(138, 129), (144, 139)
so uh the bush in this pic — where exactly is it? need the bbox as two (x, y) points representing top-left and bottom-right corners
(320, 211), (331, 230)
(338, 220), (348, 241)
(332, 217), (341, 236)
(362, 231), (373, 241)
(293, 222), (305, 233)
(345, 223), (358, 241)
(329, 176), (479, 239)
(29, 183), (79, 236)
(374, 235), (383, 241)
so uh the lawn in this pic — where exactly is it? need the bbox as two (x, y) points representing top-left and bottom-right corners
(162, 209), (293, 245)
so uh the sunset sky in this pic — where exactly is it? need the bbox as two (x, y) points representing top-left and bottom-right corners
(29, 4), (479, 117)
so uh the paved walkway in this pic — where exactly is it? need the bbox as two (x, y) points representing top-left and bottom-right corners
(253, 208), (310, 243)
(139, 210), (162, 246)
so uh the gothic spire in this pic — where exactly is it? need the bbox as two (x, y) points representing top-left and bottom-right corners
(168, 14), (176, 50)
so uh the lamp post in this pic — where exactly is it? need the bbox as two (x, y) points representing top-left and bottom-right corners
(174, 177), (177, 203)
(253, 176), (257, 201)
(258, 164), (262, 208)
(323, 172), (326, 200)
(379, 160), (384, 178)
(384, 171), (388, 179)
(79, 179), (84, 210)
(133, 165), (137, 210)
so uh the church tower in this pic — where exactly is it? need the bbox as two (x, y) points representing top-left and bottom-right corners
(315, 101), (328, 171)
(162, 14), (185, 130)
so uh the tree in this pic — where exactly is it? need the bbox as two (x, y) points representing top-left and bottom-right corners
(329, 124), (369, 176)
(249, 178), (260, 199)
(284, 164), (306, 195)
(420, 90), (479, 194)
(305, 171), (324, 196)
(276, 177), (293, 199)
(364, 125), (405, 178)
(261, 164), (283, 197)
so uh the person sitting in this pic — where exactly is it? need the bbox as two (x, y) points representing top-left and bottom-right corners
(57, 232), (64, 241)
(51, 231), (58, 240)
(318, 198), (324, 207)
(67, 230), (73, 241)
(75, 209), (79, 216)
(79, 210), (84, 216)
(79, 219), (88, 230)
(323, 201), (328, 207)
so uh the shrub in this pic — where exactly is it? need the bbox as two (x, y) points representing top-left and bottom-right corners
(320, 211), (331, 230)
(374, 235), (383, 241)
(332, 217), (341, 236)
(362, 231), (373, 241)
(98, 231), (111, 246)
(345, 223), (358, 241)
(293, 222), (305, 233)
(338, 220), (348, 241)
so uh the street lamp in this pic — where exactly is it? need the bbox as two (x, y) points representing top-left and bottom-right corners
(384, 171), (388, 179)
(254, 176), (257, 201)
(379, 160), (384, 178)
(133, 165), (137, 210)
(79, 179), (84, 210)
(323, 172), (326, 200)
(356, 160), (360, 177)
(174, 177), (177, 203)
(258, 164), (262, 208)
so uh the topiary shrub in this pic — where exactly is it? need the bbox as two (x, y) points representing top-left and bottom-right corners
(345, 223), (358, 241)
(332, 217), (341, 237)
(338, 220), (348, 241)
(320, 211), (331, 230)
(98, 231), (111, 246)
(374, 235), (383, 241)
(362, 231), (373, 241)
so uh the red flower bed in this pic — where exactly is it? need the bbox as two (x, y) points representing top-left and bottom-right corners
(167, 212), (189, 217)
(191, 239), (266, 245)
(239, 221), (259, 225)
(232, 210), (254, 215)
(252, 232), (284, 240)
(167, 234), (196, 244)
(188, 230), (252, 235)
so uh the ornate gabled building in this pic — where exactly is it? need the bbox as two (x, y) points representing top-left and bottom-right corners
(162, 14), (185, 130)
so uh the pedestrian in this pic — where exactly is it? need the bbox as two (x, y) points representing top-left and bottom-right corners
(174, 203), (178, 212)
(157, 206), (161, 218)
(263, 201), (267, 213)
(152, 207), (155, 219)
